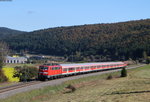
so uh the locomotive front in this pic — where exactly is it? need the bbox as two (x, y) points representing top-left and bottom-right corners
(38, 63), (62, 81)
(38, 65), (49, 80)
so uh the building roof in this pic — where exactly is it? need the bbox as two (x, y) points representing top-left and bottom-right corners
(6, 56), (27, 60)
(60, 62), (124, 68)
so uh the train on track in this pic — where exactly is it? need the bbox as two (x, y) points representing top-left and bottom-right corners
(38, 62), (127, 81)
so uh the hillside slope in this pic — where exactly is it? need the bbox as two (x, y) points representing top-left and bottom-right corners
(2, 19), (150, 61)
(0, 27), (26, 39)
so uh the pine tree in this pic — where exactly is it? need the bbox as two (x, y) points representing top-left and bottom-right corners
(121, 67), (127, 77)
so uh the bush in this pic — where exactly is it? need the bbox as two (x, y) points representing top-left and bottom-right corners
(121, 67), (127, 77)
(14, 65), (38, 82)
(64, 84), (76, 93)
(2, 67), (19, 82)
(0, 69), (8, 82)
(146, 58), (150, 64)
(107, 75), (113, 80)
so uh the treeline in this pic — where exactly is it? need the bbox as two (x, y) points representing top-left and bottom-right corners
(0, 27), (25, 39)
(2, 19), (150, 61)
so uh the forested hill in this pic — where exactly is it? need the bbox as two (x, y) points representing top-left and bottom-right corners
(0, 27), (26, 39)
(2, 19), (150, 61)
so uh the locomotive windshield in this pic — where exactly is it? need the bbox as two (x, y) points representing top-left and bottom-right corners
(39, 66), (48, 70)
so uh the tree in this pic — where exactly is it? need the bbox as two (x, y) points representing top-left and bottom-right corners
(0, 69), (8, 82)
(0, 42), (9, 69)
(0, 42), (9, 82)
(121, 67), (127, 77)
(13, 65), (38, 81)
(146, 57), (150, 64)
(143, 51), (147, 60)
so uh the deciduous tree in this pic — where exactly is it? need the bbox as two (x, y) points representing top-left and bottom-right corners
(0, 42), (9, 69)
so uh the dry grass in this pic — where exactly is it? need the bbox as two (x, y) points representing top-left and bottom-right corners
(0, 82), (19, 87)
(1, 65), (150, 102)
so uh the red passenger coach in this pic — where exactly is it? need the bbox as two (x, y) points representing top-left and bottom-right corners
(38, 62), (127, 81)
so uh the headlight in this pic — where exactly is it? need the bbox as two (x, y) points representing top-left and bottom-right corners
(39, 72), (48, 74)
(43, 72), (48, 74)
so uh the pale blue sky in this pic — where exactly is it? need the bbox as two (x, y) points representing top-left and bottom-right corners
(0, 0), (150, 31)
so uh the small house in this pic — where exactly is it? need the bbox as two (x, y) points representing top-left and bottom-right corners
(5, 56), (27, 64)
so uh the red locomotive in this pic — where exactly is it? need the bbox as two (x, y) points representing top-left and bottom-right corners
(38, 62), (127, 81)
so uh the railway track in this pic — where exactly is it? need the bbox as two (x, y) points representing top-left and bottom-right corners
(0, 81), (41, 93)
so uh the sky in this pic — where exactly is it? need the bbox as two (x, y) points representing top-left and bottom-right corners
(0, 0), (150, 32)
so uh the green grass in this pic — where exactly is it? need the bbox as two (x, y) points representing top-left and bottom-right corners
(3, 63), (39, 68)
(1, 65), (150, 102)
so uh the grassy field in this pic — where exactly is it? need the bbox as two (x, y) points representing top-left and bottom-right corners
(1, 65), (150, 102)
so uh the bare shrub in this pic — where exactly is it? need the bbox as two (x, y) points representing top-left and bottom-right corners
(63, 84), (76, 93)
(107, 75), (113, 80)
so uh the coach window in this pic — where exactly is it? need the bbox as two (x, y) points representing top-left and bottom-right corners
(76, 67), (80, 70)
(69, 68), (75, 71)
(76, 67), (79, 70)
(63, 69), (67, 71)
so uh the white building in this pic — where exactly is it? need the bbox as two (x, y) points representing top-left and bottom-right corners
(5, 56), (27, 64)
